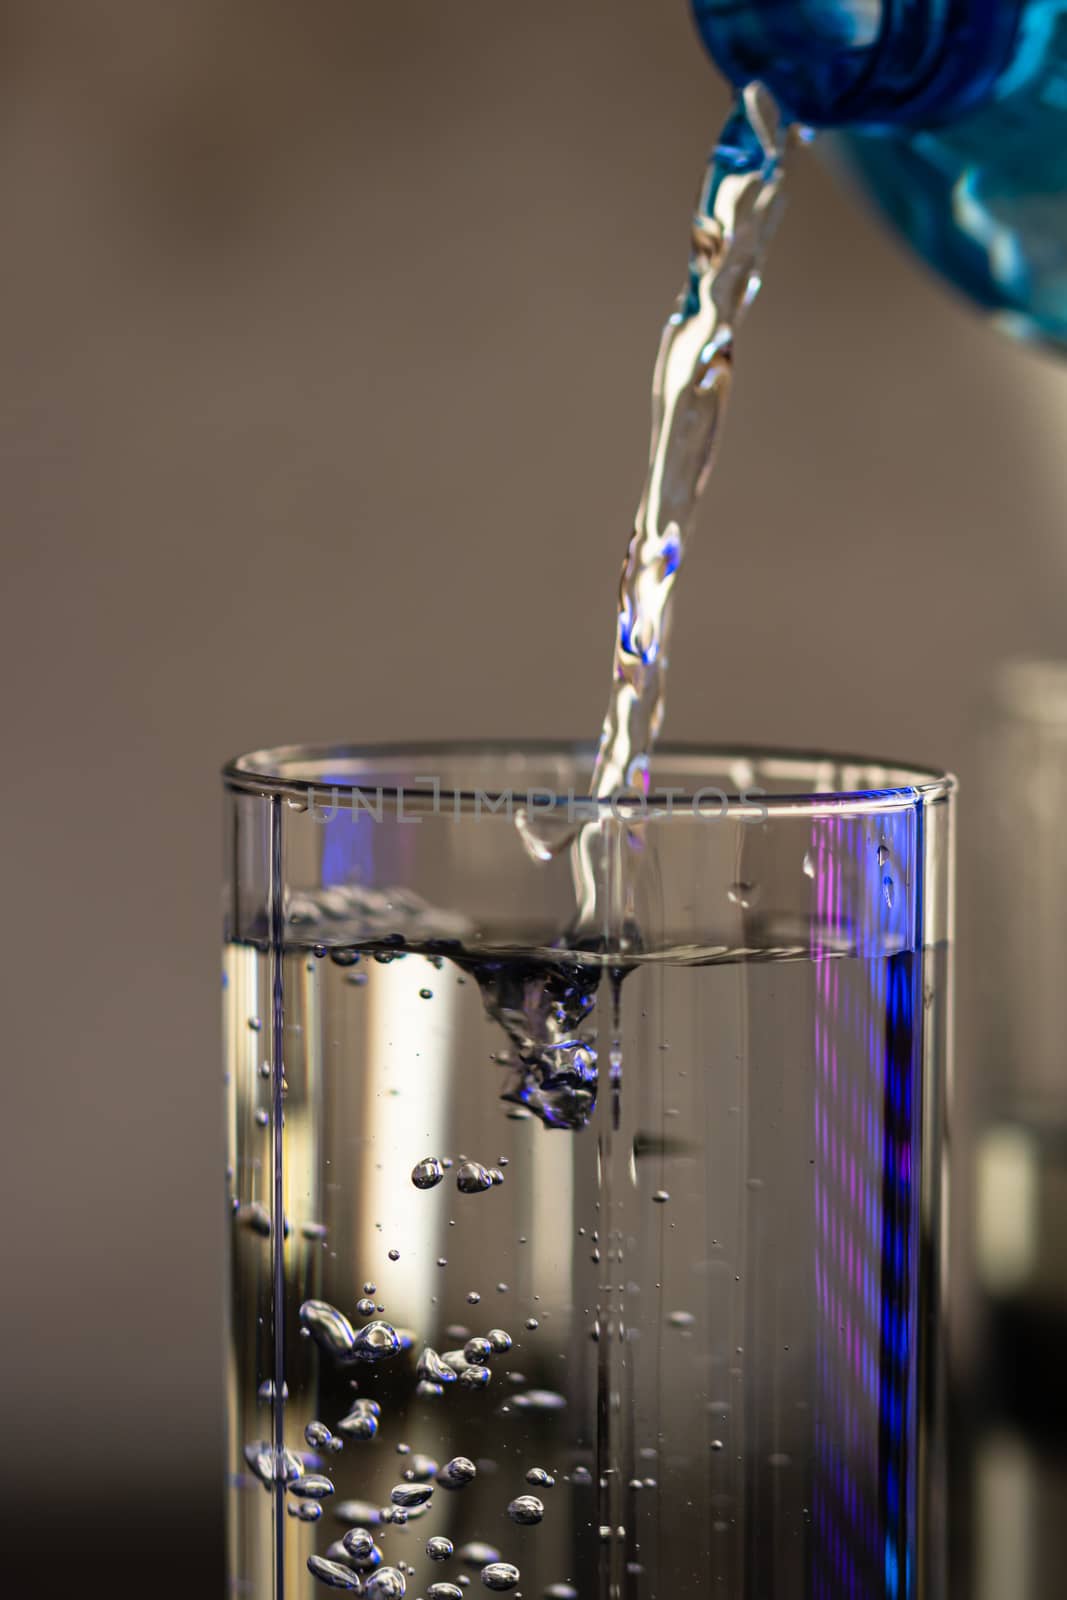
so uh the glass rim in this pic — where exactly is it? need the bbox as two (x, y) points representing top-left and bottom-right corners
(222, 740), (955, 818)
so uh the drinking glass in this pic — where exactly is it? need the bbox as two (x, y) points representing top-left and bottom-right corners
(223, 743), (954, 1600)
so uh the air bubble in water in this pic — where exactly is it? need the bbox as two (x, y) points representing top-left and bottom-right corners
(300, 1299), (358, 1358)
(238, 1202), (273, 1238)
(248, 1017), (262, 1032)
(668, 1311), (695, 1329)
(426, 1537), (454, 1562)
(289, 1475), (335, 1500)
(489, 1168), (505, 1186)
(466, 1291), (481, 1305)
(428, 1586), (463, 1600)
(342, 1529), (377, 1562)
(457, 1543), (500, 1568)
(883, 874), (895, 909)
(417, 1380), (444, 1398)
(288, 1500), (323, 1522)
(545, 1587), (578, 1599)
(481, 1564), (520, 1591)
(391, 1483), (433, 1508)
(652, 1190), (669, 1204)
(438, 1456), (477, 1489)
(305, 1421), (339, 1452)
(365, 1568), (407, 1600)
(511, 1390), (566, 1413)
(456, 1162), (494, 1195)
(710, 1439), (724, 1452)
(338, 1401), (380, 1441)
(486, 1329), (512, 1353)
(464, 1337), (492, 1364)
(257, 1379), (288, 1402)
(877, 844), (889, 866)
(524, 1318), (539, 1331)
(308, 1555), (363, 1590)
(508, 1496), (544, 1525)
(525, 1468), (554, 1488)
(245, 1441), (304, 1485)
(412, 1157), (445, 1191)
(407, 1453), (439, 1481)
(417, 1348), (458, 1386)
(419, 988), (433, 1000)
(352, 1321), (401, 1363)
(802, 851), (816, 879)
(388, 1248), (401, 1261)
(357, 1297), (377, 1317)
(571, 1466), (592, 1485)
(335, 1500), (383, 1529)
(459, 1364), (491, 1389)
(727, 882), (758, 908)
(255, 1109), (269, 1127)
(303, 1222), (329, 1242)
(769, 1452), (791, 1468)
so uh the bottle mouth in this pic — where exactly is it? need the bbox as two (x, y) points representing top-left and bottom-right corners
(691, 0), (1023, 129)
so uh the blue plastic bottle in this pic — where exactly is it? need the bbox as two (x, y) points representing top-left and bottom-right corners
(691, 1), (1067, 347)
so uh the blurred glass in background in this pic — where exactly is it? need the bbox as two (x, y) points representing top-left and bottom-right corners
(967, 661), (1067, 1600)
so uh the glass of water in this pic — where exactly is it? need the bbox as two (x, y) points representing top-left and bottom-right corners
(223, 743), (954, 1600)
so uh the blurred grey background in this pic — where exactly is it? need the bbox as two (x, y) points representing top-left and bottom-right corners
(3, 0), (1066, 1588)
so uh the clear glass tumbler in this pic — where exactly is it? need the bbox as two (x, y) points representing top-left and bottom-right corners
(222, 743), (954, 1600)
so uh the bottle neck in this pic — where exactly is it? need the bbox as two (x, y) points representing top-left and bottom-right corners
(691, 0), (1025, 128)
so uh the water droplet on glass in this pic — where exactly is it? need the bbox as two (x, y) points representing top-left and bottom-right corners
(412, 1157), (445, 1191)
(438, 1456), (477, 1490)
(391, 1483), (433, 1508)
(525, 1468), (555, 1488)
(456, 1161), (494, 1195)
(426, 1537), (454, 1563)
(481, 1564), (520, 1592)
(508, 1496), (544, 1526)
(308, 1555), (363, 1590)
